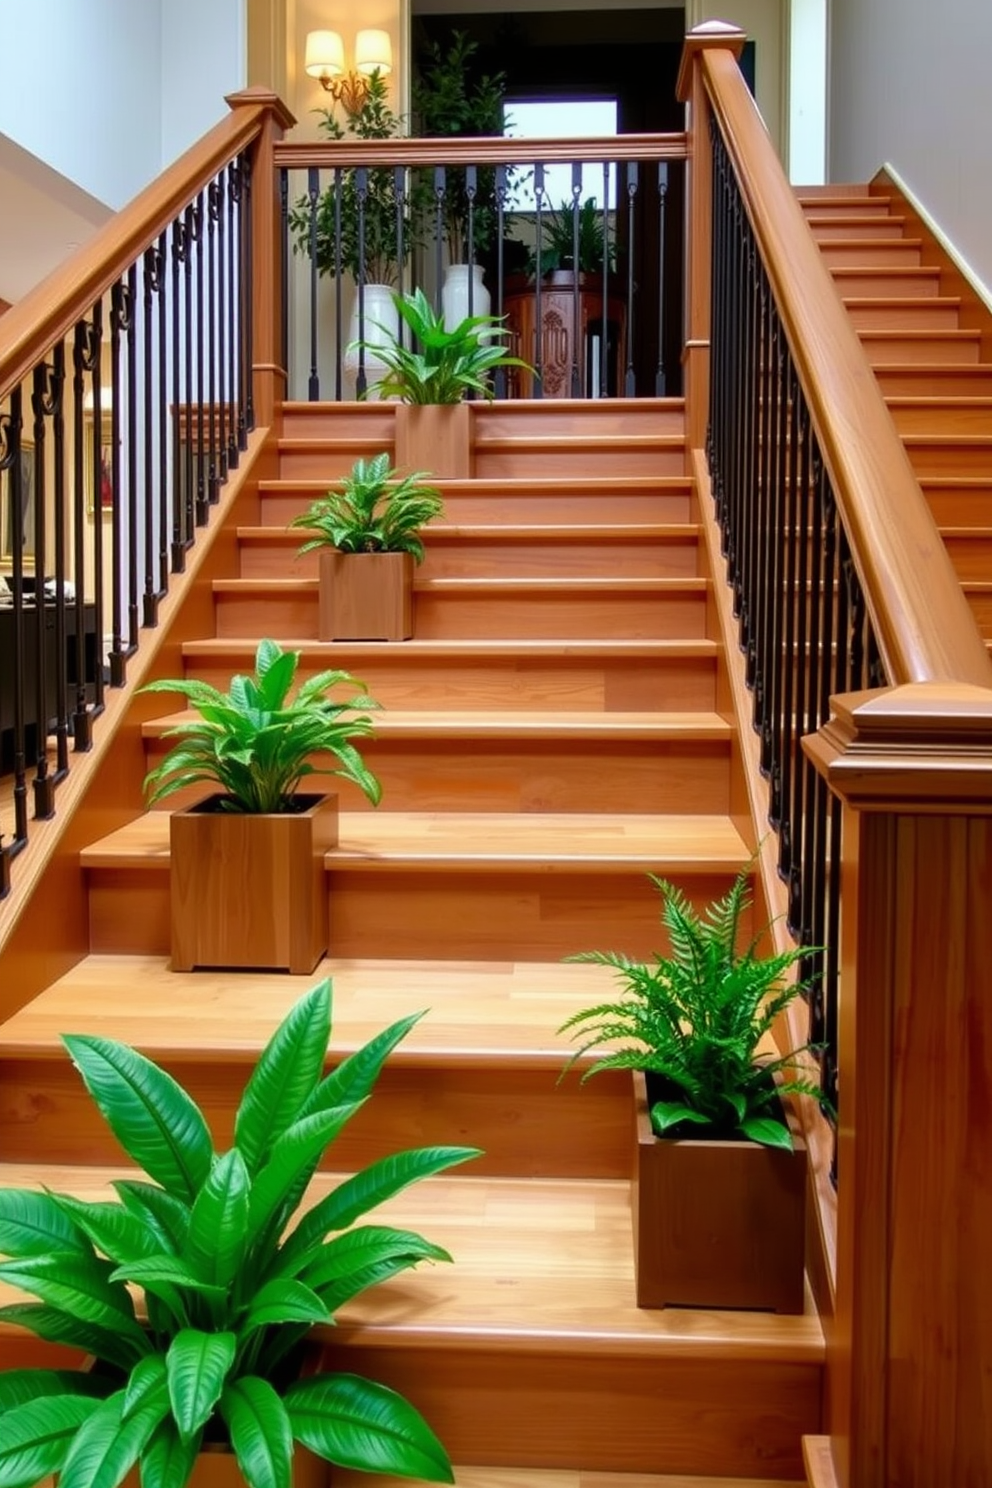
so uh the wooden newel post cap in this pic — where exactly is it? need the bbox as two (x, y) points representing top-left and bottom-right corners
(676, 20), (747, 101)
(225, 86), (296, 132)
(803, 682), (992, 812)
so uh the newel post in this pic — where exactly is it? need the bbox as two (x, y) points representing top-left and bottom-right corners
(675, 21), (744, 457)
(226, 87), (296, 430)
(804, 683), (992, 1488)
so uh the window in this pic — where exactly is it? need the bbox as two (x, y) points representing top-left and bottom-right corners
(503, 99), (617, 211)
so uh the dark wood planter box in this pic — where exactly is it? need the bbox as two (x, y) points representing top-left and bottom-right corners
(631, 1069), (807, 1312)
(170, 792), (338, 974)
(395, 402), (471, 479)
(318, 550), (414, 641)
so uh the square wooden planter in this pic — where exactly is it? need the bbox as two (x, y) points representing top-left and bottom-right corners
(394, 402), (471, 479)
(170, 793), (338, 974)
(318, 550), (414, 641)
(631, 1070), (807, 1312)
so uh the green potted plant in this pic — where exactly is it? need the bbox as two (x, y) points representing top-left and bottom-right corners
(0, 980), (480, 1488)
(140, 640), (381, 974)
(559, 867), (830, 1312)
(289, 453), (444, 641)
(350, 288), (532, 476)
(287, 72), (411, 388)
(523, 196), (617, 281)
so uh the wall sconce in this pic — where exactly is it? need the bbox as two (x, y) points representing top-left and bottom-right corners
(304, 28), (392, 113)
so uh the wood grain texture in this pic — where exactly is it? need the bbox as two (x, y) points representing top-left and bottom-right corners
(318, 551), (414, 641)
(395, 404), (471, 480)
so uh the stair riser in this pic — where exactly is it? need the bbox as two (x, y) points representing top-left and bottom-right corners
(472, 446), (686, 479)
(886, 404), (992, 435)
(278, 448), (398, 480)
(904, 443), (992, 476)
(183, 653), (719, 712)
(0, 1057), (630, 1181)
(965, 593), (992, 638)
(143, 737), (733, 816)
(212, 589), (709, 642)
(260, 486), (694, 526)
(860, 334), (980, 366)
(921, 483), (992, 524)
(816, 243), (921, 269)
(86, 868), (749, 962)
(474, 406), (685, 438)
(844, 302), (960, 331)
(280, 408), (398, 440)
(808, 220), (907, 241)
(239, 538), (701, 583)
(800, 199), (891, 219)
(321, 1345), (819, 1478)
(829, 271), (940, 298)
(942, 536), (992, 580)
(874, 367), (992, 397)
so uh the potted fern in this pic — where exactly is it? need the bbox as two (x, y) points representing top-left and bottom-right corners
(349, 288), (531, 477)
(559, 867), (830, 1311)
(289, 453), (443, 641)
(0, 980), (480, 1488)
(140, 640), (381, 974)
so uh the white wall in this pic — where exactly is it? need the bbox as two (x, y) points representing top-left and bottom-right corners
(788, 0), (826, 184)
(830, 0), (992, 296)
(0, 0), (163, 209)
(161, 0), (247, 169)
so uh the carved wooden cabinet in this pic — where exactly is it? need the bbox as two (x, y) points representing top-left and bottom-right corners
(503, 272), (627, 398)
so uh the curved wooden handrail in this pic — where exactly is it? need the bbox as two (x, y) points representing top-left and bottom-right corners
(697, 48), (992, 689)
(0, 87), (293, 403)
(275, 132), (687, 170)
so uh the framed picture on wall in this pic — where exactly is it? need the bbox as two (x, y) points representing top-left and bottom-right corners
(85, 414), (115, 515)
(1, 442), (36, 562)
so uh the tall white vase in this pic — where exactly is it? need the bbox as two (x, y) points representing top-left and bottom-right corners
(442, 264), (490, 330)
(344, 283), (399, 398)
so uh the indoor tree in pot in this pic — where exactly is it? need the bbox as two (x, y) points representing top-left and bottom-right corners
(0, 980), (480, 1488)
(289, 453), (444, 641)
(140, 640), (381, 974)
(559, 866), (831, 1312)
(350, 288), (531, 476)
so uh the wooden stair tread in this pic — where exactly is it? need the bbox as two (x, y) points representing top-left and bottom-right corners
(0, 954), (621, 1063)
(0, 1162), (823, 1361)
(884, 396), (992, 411)
(182, 636), (720, 660)
(80, 811), (750, 873)
(141, 709), (734, 742)
(471, 434), (684, 450)
(336, 1473), (806, 1488)
(212, 576), (709, 594)
(258, 476), (695, 494)
(239, 524), (701, 543)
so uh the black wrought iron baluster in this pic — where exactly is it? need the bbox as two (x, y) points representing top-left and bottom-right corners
(279, 170), (289, 395)
(216, 172), (228, 488)
(600, 163), (609, 397)
(74, 312), (101, 743)
(307, 167), (320, 402)
(766, 322), (790, 820)
(494, 164), (508, 399)
(787, 406), (813, 936)
(751, 263), (774, 737)
(533, 162), (545, 398)
(465, 165), (477, 317)
(30, 365), (52, 816)
(334, 168), (343, 403)
(655, 162), (668, 396)
(356, 165), (369, 398)
(778, 361), (801, 881)
(191, 192), (208, 526)
(570, 163), (582, 398)
(49, 343), (69, 778)
(707, 133), (725, 518)
(394, 165), (406, 348)
(240, 153), (254, 437)
(125, 263), (139, 651)
(142, 247), (158, 627)
(206, 184), (220, 500)
(2, 388), (28, 855)
(226, 162), (239, 469)
(433, 167), (445, 317)
(154, 233), (169, 602)
(624, 163), (637, 398)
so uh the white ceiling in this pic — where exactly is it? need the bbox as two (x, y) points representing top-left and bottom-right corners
(0, 131), (112, 306)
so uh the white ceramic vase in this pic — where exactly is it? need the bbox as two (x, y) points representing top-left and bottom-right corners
(344, 283), (400, 397)
(442, 263), (490, 330)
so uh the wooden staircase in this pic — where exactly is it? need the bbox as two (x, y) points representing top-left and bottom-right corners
(0, 398), (818, 1486)
(798, 183), (992, 653)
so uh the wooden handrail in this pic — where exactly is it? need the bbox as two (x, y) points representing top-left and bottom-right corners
(694, 48), (992, 689)
(0, 87), (293, 404)
(274, 133), (687, 170)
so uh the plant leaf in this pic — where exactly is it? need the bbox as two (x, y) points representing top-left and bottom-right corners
(0, 1254), (144, 1341)
(0, 1189), (90, 1258)
(139, 1419), (202, 1488)
(238, 1278), (330, 1337)
(0, 1370), (109, 1413)
(0, 1393), (99, 1488)
(62, 1035), (213, 1204)
(59, 1389), (168, 1488)
(299, 1011), (423, 1121)
(220, 1377), (293, 1488)
(234, 983), (331, 1174)
(302, 1225), (451, 1310)
(285, 1372), (453, 1482)
(123, 1355), (169, 1422)
(50, 1195), (163, 1269)
(186, 1149), (250, 1288)
(0, 1303), (146, 1371)
(739, 1115), (795, 1150)
(649, 1102), (713, 1136)
(166, 1330), (237, 1442)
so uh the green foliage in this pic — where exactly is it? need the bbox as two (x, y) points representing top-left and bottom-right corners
(287, 72), (411, 286)
(352, 288), (532, 404)
(524, 197), (617, 280)
(138, 639), (382, 813)
(559, 868), (831, 1150)
(289, 453), (444, 564)
(0, 983), (482, 1488)
(412, 29), (508, 261)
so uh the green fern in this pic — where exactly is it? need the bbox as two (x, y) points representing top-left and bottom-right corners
(559, 868), (831, 1150)
(289, 453), (443, 563)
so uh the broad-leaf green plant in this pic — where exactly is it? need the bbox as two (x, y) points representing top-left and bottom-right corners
(559, 867), (830, 1150)
(140, 639), (382, 813)
(0, 981), (480, 1488)
(524, 196), (617, 280)
(350, 288), (532, 404)
(289, 453), (444, 564)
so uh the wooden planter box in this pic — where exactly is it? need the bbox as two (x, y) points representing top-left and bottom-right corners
(395, 402), (471, 479)
(170, 793), (338, 974)
(631, 1070), (807, 1312)
(318, 550), (414, 641)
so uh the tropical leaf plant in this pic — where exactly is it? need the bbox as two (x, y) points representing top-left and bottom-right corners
(139, 639), (382, 813)
(0, 982), (481, 1488)
(350, 288), (532, 404)
(559, 867), (831, 1150)
(289, 453), (444, 564)
(523, 196), (618, 280)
